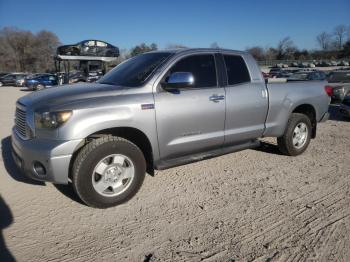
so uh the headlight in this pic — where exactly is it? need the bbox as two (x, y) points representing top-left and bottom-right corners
(35, 111), (72, 129)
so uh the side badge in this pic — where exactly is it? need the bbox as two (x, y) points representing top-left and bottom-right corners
(141, 104), (155, 110)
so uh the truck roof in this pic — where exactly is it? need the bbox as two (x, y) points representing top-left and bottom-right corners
(149, 48), (248, 56)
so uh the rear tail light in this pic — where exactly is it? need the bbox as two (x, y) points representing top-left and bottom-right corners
(325, 85), (333, 96)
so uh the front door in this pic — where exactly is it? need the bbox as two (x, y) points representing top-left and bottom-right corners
(154, 54), (225, 160)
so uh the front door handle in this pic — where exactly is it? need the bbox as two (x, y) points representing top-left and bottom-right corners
(209, 94), (225, 102)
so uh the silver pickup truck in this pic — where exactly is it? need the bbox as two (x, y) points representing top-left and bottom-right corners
(11, 48), (330, 208)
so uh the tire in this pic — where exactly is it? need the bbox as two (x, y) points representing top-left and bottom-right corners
(277, 113), (312, 156)
(0, 82), (3, 87)
(72, 136), (146, 208)
(36, 84), (45, 90)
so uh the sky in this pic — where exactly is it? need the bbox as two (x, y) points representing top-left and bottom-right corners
(0, 0), (349, 51)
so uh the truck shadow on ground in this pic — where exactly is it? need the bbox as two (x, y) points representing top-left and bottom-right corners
(0, 196), (15, 262)
(53, 184), (86, 206)
(1, 136), (45, 186)
(254, 141), (283, 155)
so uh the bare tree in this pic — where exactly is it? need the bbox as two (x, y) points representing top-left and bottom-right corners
(34, 30), (61, 72)
(333, 25), (348, 50)
(277, 37), (297, 59)
(316, 32), (331, 50)
(0, 27), (61, 72)
(246, 46), (265, 60)
(130, 43), (158, 57)
(265, 47), (278, 60)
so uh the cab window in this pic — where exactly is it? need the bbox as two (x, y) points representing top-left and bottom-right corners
(223, 55), (251, 85)
(167, 54), (217, 88)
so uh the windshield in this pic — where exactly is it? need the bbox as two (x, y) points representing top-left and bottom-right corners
(98, 52), (173, 87)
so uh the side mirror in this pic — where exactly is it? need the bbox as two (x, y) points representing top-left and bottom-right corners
(163, 72), (195, 89)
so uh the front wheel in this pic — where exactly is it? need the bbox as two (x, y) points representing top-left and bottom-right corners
(0, 81), (3, 87)
(72, 136), (146, 208)
(277, 113), (312, 156)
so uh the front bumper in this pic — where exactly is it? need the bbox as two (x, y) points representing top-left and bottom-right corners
(11, 128), (83, 184)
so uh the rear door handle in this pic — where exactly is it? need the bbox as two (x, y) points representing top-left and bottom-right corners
(209, 94), (225, 102)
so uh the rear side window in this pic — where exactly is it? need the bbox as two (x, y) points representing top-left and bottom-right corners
(168, 54), (217, 88)
(223, 55), (251, 85)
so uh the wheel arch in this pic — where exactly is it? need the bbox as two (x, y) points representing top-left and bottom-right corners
(69, 127), (154, 180)
(292, 104), (317, 138)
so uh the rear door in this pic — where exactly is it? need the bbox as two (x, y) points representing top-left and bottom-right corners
(221, 53), (268, 144)
(154, 53), (225, 160)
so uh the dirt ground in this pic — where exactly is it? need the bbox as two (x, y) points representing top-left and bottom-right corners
(0, 86), (349, 262)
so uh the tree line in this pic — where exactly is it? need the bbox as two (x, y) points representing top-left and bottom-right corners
(246, 24), (350, 61)
(0, 27), (61, 73)
(0, 25), (349, 73)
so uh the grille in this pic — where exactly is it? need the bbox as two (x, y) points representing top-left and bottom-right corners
(15, 106), (27, 138)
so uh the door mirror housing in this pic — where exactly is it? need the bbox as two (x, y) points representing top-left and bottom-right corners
(163, 72), (195, 89)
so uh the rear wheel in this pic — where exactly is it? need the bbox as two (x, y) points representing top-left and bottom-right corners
(72, 136), (146, 208)
(277, 113), (312, 156)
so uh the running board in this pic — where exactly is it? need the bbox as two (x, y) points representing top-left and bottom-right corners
(155, 140), (260, 170)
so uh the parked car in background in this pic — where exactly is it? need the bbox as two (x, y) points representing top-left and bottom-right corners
(0, 73), (27, 87)
(269, 68), (283, 78)
(330, 61), (338, 66)
(307, 71), (327, 80)
(326, 71), (350, 103)
(16, 75), (29, 87)
(87, 70), (104, 82)
(57, 40), (119, 57)
(298, 62), (309, 68)
(319, 61), (331, 67)
(25, 74), (58, 90)
(287, 71), (326, 82)
(0, 72), (9, 78)
(68, 70), (104, 83)
(339, 91), (350, 118)
(339, 61), (349, 66)
(68, 71), (86, 83)
(276, 69), (296, 78)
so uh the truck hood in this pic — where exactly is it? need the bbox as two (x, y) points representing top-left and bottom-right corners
(18, 83), (125, 110)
